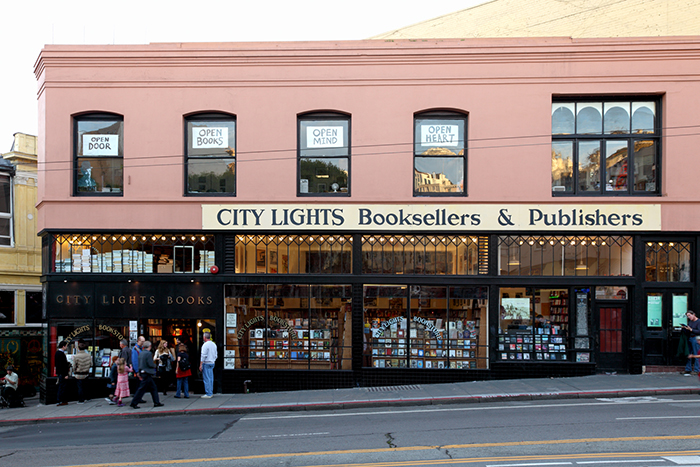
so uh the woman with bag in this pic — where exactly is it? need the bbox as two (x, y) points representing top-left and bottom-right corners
(153, 340), (175, 395)
(174, 343), (192, 398)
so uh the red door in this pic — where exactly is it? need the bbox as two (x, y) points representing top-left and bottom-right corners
(596, 304), (627, 371)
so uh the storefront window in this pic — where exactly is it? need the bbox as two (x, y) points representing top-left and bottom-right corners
(25, 291), (43, 324)
(499, 235), (632, 276)
(362, 235), (487, 275)
(645, 242), (691, 282)
(224, 284), (351, 370)
(94, 321), (128, 378)
(49, 321), (92, 376)
(51, 233), (215, 274)
(364, 285), (488, 369)
(498, 288), (569, 361)
(235, 235), (352, 274)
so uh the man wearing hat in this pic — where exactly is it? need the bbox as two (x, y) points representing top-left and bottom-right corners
(1, 365), (19, 406)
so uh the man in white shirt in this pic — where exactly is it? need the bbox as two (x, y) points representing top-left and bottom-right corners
(199, 332), (217, 398)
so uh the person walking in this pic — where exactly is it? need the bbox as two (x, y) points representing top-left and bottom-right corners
(113, 357), (132, 407)
(130, 340), (163, 409)
(174, 343), (192, 398)
(682, 310), (700, 375)
(199, 332), (217, 398)
(55, 340), (70, 406)
(72, 339), (92, 404)
(131, 336), (145, 374)
(154, 340), (175, 395)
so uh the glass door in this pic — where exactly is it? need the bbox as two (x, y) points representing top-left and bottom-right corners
(643, 290), (691, 366)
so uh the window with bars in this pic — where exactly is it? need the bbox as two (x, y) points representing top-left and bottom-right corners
(362, 235), (488, 275)
(645, 241), (691, 282)
(51, 233), (215, 274)
(234, 235), (352, 274)
(498, 235), (632, 276)
(551, 99), (660, 196)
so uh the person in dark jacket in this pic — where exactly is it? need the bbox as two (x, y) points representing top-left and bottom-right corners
(55, 340), (70, 406)
(129, 341), (163, 409)
(682, 311), (700, 375)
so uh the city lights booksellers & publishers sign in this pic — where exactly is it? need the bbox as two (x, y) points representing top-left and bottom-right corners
(202, 204), (661, 232)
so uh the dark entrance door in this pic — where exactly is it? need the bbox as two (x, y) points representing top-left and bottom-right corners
(595, 303), (627, 371)
(643, 290), (691, 367)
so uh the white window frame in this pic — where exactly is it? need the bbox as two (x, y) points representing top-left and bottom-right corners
(0, 173), (14, 247)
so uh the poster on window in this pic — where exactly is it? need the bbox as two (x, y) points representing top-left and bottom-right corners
(501, 298), (531, 321)
(672, 294), (688, 328)
(82, 134), (119, 156)
(647, 295), (662, 327)
(420, 124), (459, 147)
(306, 126), (343, 148)
(192, 127), (229, 149)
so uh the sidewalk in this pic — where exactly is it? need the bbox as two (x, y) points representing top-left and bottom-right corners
(1, 372), (697, 426)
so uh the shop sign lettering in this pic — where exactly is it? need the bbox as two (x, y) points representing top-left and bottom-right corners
(98, 324), (124, 341)
(54, 294), (213, 307)
(421, 124), (459, 146)
(192, 127), (228, 149)
(306, 126), (343, 148)
(203, 204), (661, 232)
(82, 134), (119, 156)
(66, 325), (91, 342)
(237, 316), (265, 339)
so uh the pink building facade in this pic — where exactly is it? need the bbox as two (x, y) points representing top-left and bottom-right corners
(35, 37), (700, 398)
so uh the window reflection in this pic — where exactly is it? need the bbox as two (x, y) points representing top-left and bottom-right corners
(298, 115), (350, 196)
(414, 157), (464, 193)
(186, 116), (236, 195)
(414, 113), (467, 196)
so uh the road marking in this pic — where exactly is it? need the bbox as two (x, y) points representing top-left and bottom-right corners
(241, 398), (687, 421)
(486, 463), (572, 467)
(259, 431), (330, 438)
(577, 461), (667, 464)
(58, 442), (700, 467)
(617, 416), (700, 420)
(664, 457), (700, 464)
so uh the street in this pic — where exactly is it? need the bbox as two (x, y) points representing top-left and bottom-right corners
(1, 394), (699, 466)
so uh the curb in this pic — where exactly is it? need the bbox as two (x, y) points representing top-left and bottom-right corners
(0, 386), (695, 427)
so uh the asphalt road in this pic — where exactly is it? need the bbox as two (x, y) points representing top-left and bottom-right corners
(1, 394), (699, 466)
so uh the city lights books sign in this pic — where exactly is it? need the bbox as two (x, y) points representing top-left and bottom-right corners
(202, 204), (661, 232)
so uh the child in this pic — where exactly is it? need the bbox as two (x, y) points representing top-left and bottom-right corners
(113, 357), (132, 407)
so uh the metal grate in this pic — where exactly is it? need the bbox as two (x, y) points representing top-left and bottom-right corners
(367, 385), (422, 392)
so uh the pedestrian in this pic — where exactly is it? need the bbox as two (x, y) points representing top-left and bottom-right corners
(72, 339), (92, 404)
(113, 357), (132, 407)
(1, 365), (19, 407)
(174, 343), (191, 398)
(154, 339), (175, 395)
(682, 311), (700, 375)
(130, 341), (164, 409)
(55, 340), (70, 406)
(199, 332), (217, 398)
(106, 338), (132, 404)
(131, 335), (145, 374)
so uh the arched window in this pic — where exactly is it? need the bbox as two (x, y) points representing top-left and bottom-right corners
(414, 111), (467, 196)
(73, 113), (123, 196)
(185, 113), (236, 195)
(297, 112), (350, 196)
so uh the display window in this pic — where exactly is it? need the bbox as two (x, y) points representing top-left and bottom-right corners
(224, 284), (351, 370)
(51, 233), (215, 274)
(362, 235), (487, 275)
(364, 285), (488, 369)
(49, 321), (91, 376)
(498, 288), (569, 362)
(235, 235), (352, 274)
(645, 241), (691, 282)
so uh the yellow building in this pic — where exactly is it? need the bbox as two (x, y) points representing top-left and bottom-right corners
(0, 133), (43, 391)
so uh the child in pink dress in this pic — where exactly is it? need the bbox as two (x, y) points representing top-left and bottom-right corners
(114, 358), (132, 407)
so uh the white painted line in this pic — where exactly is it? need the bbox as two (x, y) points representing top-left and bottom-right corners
(663, 456), (700, 464)
(577, 460), (666, 464)
(617, 416), (700, 420)
(240, 397), (691, 421)
(258, 432), (330, 439)
(486, 463), (572, 467)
